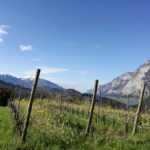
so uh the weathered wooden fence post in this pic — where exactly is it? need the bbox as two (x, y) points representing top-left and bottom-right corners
(85, 80), (99, 134)
(124, 115), (129, 134)
(17, 85), (23, 115)
(112, 117), (115, 129)
(132, 83), (146, 135)
(21, 69), (41, 143)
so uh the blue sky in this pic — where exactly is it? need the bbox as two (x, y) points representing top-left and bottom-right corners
(0, 0), (150, 92)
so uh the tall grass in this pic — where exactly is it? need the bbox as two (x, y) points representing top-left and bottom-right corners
(1, 99), (150, 149)
(0, 107), (20, 150)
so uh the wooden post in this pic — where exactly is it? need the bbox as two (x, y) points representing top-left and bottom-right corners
(124, 115), (128, 134)
(85, 80), (99, 134)
(112, 117), (115, 129)
(11, 87), (16, 107)
(132, 83), (146, 135)
(102, 115), (106, 125)
(21, 69), (41, 143)
(17, 85), (23, 112)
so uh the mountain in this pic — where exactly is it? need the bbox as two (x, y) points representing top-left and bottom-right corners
(99, 72), (133, 97)
(0, 80), (14, 89)
(88, 60), (150, 98)
(0, 74), (62, 90)
(0, 74), (23, 86)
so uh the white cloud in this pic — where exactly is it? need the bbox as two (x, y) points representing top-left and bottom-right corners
(24, 66), (69, 76)
(0, 39), (3, 42)
(32, 58), (41, 62)
(0, 25), (9, 43)
(19, 45), (32, 51)
(39, 66), (69, 74)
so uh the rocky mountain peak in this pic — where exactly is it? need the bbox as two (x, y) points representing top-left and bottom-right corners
(136, 60), (150, 73)
(89, 60), (150, 98)
(144, 60), (150, 65)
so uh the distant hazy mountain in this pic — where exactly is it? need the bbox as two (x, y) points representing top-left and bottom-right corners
(0, 74), (62, 90)
(88, 60), (150, 98)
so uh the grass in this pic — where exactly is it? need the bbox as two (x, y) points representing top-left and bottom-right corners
(0, 107), (20, 150)
(1, 99), (150, 149)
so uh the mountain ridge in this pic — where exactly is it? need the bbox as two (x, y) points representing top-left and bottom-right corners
(0, 74), (62, 90)
(88, 60), (150, 98)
